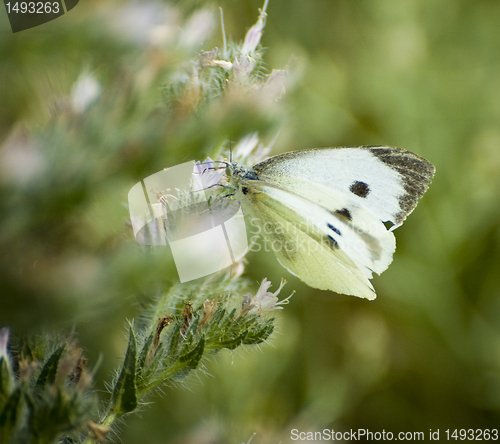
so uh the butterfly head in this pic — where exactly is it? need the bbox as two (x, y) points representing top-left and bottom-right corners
(227, 162), (259, 184)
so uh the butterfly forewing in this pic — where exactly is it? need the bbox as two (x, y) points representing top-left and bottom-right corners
(253, 146), (435, 229)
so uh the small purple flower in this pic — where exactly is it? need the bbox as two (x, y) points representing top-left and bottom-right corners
(248, 278), (292, 313)
(234, 0), (268, 82)
(192, 157), (225, 190)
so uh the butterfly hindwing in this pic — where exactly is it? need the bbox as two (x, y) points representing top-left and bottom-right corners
(237, 180), (396, 299)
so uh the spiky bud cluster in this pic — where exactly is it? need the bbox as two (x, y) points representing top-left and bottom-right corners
(0, 329), (96, 444)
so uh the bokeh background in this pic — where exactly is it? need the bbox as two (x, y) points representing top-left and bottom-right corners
(1, 0), (500, 442)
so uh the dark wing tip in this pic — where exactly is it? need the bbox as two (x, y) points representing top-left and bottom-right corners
(368, 146), (435, 225)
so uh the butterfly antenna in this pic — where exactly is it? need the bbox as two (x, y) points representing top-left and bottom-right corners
(209, 193), (236, 206)
(211, 160), (229, 168)
(229, 138), (232, 163)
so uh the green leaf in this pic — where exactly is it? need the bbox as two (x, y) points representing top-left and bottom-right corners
(184, 311), (201, 342)
(205, 306), (227, 337)
(218, 330), (248, 350)
(219, 308), (237, 331)
(166, 321), (182, 360)
(136, 331), (154, 376)
(244, 323), (274, 345)
(171, 335), (206, 382)
(36, 343), (67, 389)
(179, 335), (205, 370)
(0, 387), (22, 443)
(209, 306), (226, 327)
(0, 356), (14, 402)
(110, 324), (138, 416)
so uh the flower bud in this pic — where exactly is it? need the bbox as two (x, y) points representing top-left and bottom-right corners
(241, 0), (268, 55)
(0, 328), (14, 397)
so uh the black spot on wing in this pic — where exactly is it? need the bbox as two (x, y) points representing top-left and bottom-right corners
(334, 208), (352, 221)
(241, 186), (249, 195)
(350, 181), (370, 198)
(327, 223), (341, 236)
(324, 235), (339, 249)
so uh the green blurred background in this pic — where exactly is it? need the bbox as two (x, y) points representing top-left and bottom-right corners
(1, 0), (500, 442)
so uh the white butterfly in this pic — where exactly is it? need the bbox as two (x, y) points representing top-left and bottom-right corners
(226, 146), (435, 300)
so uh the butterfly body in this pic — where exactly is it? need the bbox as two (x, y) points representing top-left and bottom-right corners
(227, 146), (435, 300)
